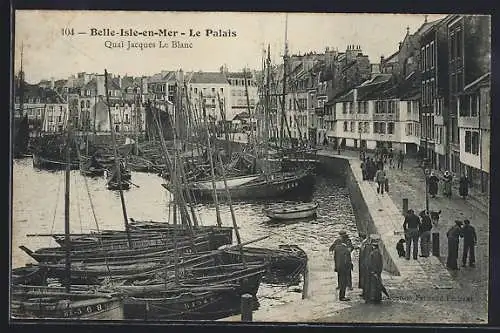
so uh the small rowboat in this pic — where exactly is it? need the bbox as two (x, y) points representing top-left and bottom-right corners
(263, 202), (318, 221)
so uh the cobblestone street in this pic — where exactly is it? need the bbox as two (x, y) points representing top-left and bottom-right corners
(317, 148), (489, 323)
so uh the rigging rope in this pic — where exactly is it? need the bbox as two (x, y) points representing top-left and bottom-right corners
(48, 173), (63, 247)
(74, 173), (83, 233)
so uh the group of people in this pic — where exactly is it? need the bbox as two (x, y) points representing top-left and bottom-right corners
(361, 156), (389, 195)
(427, 170), (470, 199)
(400, 209), (434, 260)
(329, 231), (385, 303)
(401, 208), (477, 271)
(446, 219), (477, 270)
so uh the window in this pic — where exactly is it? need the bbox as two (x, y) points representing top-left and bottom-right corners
(388, 122), (395, 134)
(86, 100), (90, 108)
(465, 131), (472, 153)
(364, 122), (369, 133)
(350, 121), (354, 132)
(220, 88), (224, 93)
(358, 122), (362, 133)
(374, 122), (379, 133)
(380, 122), (386, 134)
(407, 101), (412, 114)
(81, 100), (85, 109)
(343, 121), (348, 132)
(471, 94), (478, 117)
(456, 29), (462, 58)
(405, 123), (410, 136)
(211, 87), (215, 94)
(472, 131), (479, 155)
(342, 102), (347, 114)
(430, 41), (435, 68)
(194, 88), (198, 94)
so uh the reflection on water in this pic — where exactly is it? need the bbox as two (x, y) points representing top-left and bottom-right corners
(11, 157), (359, 312)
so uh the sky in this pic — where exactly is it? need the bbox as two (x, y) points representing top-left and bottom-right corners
(14, 11), (447, 84)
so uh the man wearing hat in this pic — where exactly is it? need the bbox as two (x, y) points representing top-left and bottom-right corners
(365, 234), (384, 304)
(358, 233), (371, 298)
(461, 219), (477, 268)
(403, 209), (421, 260)
(332, 239), (353, 301)
(330, 230), (354, 290)
(443, 171), (453, 197)
(446, 220), (464, 270)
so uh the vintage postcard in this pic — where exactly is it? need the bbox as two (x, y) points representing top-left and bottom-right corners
(11, 10), (490, 324)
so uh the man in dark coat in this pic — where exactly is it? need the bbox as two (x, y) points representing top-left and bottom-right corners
(403, 209), (421, 260)
(358, 233), (371, 298)
(462, 219), (477, 267)
(418, 210), (433, 257)
(459, 174), (469, 199)
(428, 172), (439, 198)
(397, 150), (404, 169)
(333, 241), (353, 301)
(446, 220), (463, 270)
(329, 230), (354, 290)
(365, 234), (384, 304)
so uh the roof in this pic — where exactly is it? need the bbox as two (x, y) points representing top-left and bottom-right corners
(334, 74), (392, 102)
(148, 70), (176, 83)
(461, 72), (490, 94)
(17, 84), (66, 103)
(189, 72), (229, 84)
(226, 72), (253, 79)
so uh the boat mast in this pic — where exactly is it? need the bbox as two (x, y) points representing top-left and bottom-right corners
(63, 108), (72, 293)
(19, 43), (24, 118)
(201, 92), (223, 227)
(280, 14), (289, 149)
(104, 69), (132, 248)
(264, 45), (271, 172)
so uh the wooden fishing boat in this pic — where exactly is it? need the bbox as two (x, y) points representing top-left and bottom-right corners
(163, 169), (315, 202)
(107, 180), (130, 191)
(11, 285), (123, 320)
(218, 245), (307, 285)
(263, 202), (318, 220)
(122, 263), (265, 320)
(32, 153), (80, 170)
(11, 265), (47, 286)
(19, 236), (212, 263)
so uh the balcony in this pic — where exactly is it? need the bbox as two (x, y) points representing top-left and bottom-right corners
(314, 107), (325, 116)
(458, 116), (479, 129)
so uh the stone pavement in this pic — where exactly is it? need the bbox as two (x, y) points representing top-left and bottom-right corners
(318, 150), (460, 296)
(319, 147), (489, 322)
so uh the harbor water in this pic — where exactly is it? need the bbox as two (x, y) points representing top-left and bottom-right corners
(11, 157), (360, 317)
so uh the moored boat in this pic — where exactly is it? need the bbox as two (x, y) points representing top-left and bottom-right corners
(263, 202), (318, 220)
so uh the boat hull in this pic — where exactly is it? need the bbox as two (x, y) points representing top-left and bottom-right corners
(264, 203), (318, 220)
(32, 154), (79, 171)
(171, 171), (315, 202)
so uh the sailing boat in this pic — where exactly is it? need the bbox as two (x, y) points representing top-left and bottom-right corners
(11, 109), (123, 320)
(163, 69), (315, 202)
(13, 43), (31, 159)
(121, 99), (267, 320)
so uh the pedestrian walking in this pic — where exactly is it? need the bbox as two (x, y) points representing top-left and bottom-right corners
(461, 219), (477, 268)
(443, 171), (453, 197)
(428, 171), (439, 198)
(446, 220), (463, 270)
(459, 173), (469, 199)
(368, 158), (376, 181)
(388, 149), (394, 168)
(365, 234), (384, 304)
(418, 210), (433, 257)
(358, 233), (371, 298)
(361, 159), (367, 180)
(384, 172), (389, 193)
(403, 209), (421, 260)
(375, 167), (386, 194)
(332, 240), (353, 301)
(397, 150), (404, 169)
